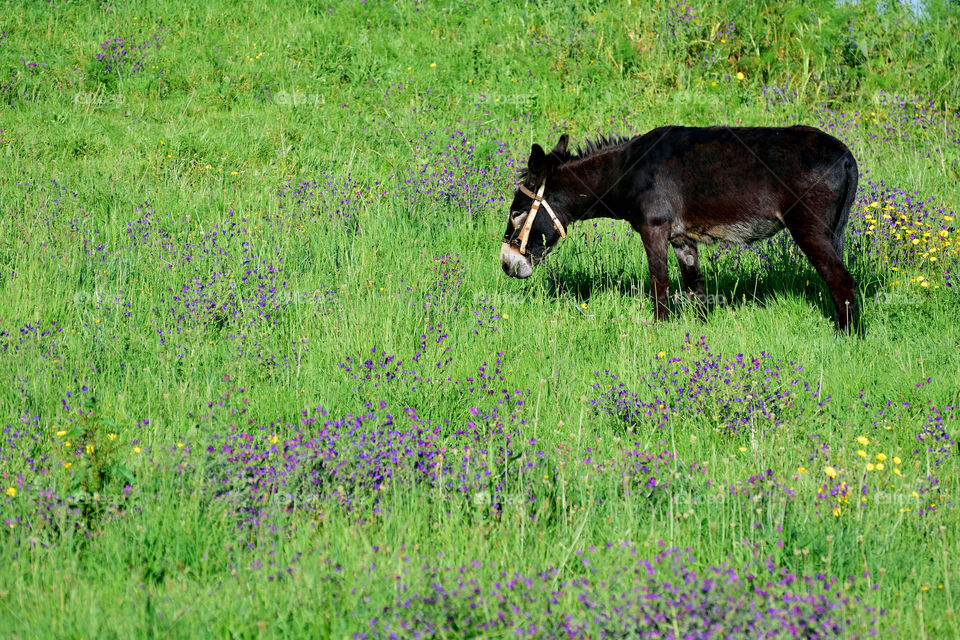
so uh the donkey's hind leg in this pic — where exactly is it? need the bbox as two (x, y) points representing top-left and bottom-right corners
(784, 220), (858, 333)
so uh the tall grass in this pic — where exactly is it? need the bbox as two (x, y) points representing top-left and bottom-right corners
(1, 0), (958, 637)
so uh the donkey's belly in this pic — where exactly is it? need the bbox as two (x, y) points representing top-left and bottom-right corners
(672, 217), (784, 245)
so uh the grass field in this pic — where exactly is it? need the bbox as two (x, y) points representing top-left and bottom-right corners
(2, 0), (959, 637)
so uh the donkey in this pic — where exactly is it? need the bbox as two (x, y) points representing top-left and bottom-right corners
(500, 126), (859, 332)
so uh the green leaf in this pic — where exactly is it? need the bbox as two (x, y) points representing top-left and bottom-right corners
(109, 464), (136, 485)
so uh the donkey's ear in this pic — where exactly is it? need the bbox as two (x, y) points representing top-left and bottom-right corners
(551, 134), (569, 156)
(528, 143), (547, 177)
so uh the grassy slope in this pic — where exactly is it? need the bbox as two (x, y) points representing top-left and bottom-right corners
(1, 0), (959, 637)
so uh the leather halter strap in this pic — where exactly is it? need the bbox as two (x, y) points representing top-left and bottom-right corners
(515, 181), (566, 255)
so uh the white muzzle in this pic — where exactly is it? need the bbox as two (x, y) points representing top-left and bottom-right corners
(500, 242), (532, 279)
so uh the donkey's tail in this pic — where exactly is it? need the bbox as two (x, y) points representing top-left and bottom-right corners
(833, 153), (859, 260)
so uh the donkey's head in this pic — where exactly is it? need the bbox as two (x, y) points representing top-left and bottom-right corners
(500, 134), (571, 279)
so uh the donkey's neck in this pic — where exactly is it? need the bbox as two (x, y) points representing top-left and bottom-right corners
(553, 149), (629, 224)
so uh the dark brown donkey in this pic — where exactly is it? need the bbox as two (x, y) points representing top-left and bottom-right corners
(500, 126), (859, 332)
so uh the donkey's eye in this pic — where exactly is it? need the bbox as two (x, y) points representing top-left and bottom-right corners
(510, 211), (527, 228)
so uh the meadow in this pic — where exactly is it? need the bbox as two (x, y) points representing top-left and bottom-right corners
(1, 0), (959, 637)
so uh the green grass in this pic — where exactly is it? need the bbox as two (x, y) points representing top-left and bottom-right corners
(1, 0), (959, 637)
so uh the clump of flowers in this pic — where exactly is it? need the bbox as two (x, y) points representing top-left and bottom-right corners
(912, 399), (956, 517)
(401, 129), (514, 217)
(367, 543), (884, 638)
(730, 469), (796, 533)
(19, 58), (46, 75)
(851, 179), (958, 289)
(50, 386), (136, 495)
(339, 347), (404, 388)
(3, 385), (137, 540)
(814, 457), (853, 518)
(93, 30), (166, 76)
(662, 2), (698, 39)
(275, 174), (386, 233)
(591, 335), (824, 435)
(808, 426), (936, 520)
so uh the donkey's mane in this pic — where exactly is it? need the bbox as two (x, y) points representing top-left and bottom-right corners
(569, 133), (634, 162)
(519, 133), (635, 180)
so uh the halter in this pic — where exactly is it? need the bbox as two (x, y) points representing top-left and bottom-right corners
(512, 181), (567, 255)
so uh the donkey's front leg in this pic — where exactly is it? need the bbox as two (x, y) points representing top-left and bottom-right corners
(637, 222), (671, 321)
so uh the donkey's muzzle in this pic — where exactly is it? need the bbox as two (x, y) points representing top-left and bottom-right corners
(500, 242), (533, 279)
